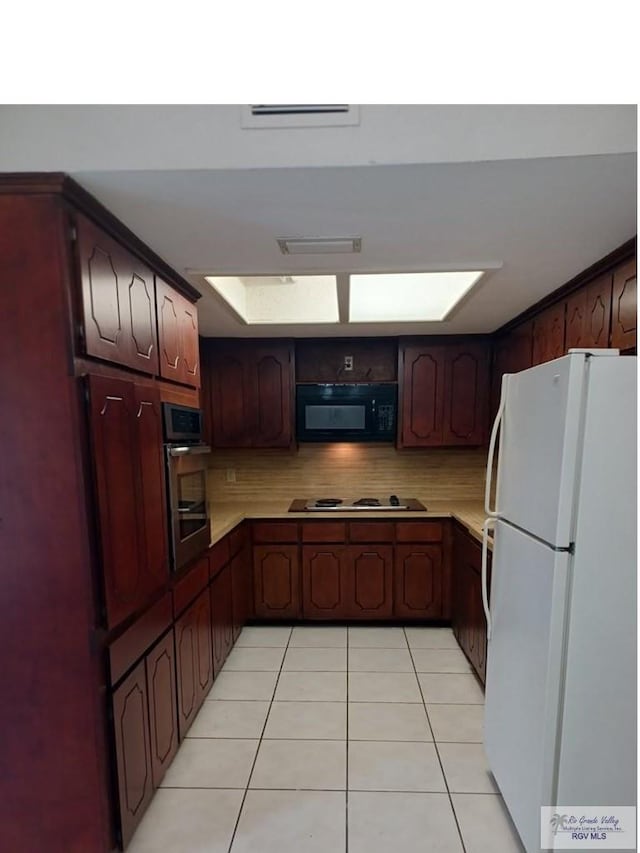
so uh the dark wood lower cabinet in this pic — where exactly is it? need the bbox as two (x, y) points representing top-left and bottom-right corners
(211, 562), (234, 673)
(112, 661), (154, 849)
(302, 545), (349, 618)
(175, 588), (213, 739)
(253, 544), (300, 619)
(452, 524), (490, 684)
(394, 544), (443, 619)
(145, 631), (178, 789)
(231, 546), (251, 640)
(347, 545), (393, 619)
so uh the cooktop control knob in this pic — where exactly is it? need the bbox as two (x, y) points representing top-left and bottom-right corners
(389, 494), (400, 506)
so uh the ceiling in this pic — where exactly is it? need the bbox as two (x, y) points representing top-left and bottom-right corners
(0, 105), (636, 338)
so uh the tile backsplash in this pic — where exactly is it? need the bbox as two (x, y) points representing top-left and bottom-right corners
(207, 444), (487, 502)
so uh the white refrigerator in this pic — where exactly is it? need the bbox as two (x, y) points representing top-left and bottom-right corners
(482, 350), (637, 852)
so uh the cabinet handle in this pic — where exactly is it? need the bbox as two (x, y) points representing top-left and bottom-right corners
(99, 395), (123, 415)
(484, 374), (507, 517)
(481, 519), (494, 640)
(136, 400), (153, 418)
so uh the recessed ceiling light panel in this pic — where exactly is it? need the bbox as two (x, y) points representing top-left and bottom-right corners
(205, 274), (339, 324)
(349, 271), (484, 322)
(277, 237), (361, 255)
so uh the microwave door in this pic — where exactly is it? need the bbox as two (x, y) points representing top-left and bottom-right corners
(305, 403), (367, 432)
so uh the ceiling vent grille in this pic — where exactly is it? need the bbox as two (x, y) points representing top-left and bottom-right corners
(241, 104), (359, 129)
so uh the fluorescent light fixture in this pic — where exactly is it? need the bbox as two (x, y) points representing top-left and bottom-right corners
(205, 275), (339, 324)
(349, 271), (484, 322)
(277, 237), (361, 255)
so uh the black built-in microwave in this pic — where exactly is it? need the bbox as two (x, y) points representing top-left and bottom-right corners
(296, 383), (397, 442)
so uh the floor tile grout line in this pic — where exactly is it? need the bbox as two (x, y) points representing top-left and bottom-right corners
(225, 624), (294, 853)
(404, 626), (468, 853)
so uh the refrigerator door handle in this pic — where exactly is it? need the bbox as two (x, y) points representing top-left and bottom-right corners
(484, 375), (507, 518)
(482, 518), (495, 640)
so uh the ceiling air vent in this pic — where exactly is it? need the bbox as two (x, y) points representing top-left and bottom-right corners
(277, 237), (362, 255)
(241, 104), (359, 129)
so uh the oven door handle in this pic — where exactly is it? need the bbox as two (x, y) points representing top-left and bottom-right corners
(167, 444), (211, 457)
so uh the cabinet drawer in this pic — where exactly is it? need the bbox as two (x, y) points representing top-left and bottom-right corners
(109, 592), (172, 686)
(395, 521), (443, 542)
(173, 555), (209, 617)
(209, 536), (230, 578)
(349, 522), (395, 543)
(252, 521), (298, 543)
(301, 522), (347, 543)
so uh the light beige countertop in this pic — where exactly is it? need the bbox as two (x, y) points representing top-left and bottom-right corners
(209, 498), (491, 548)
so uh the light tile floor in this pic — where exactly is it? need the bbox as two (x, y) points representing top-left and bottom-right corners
(129, 625), (524, 853)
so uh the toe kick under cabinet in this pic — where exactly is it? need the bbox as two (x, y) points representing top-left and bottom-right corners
(252, 519), (451, 621)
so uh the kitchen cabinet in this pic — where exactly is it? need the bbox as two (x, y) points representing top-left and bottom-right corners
(295, 337), (397, 382)
(75, 214), (159, 375)
(490, 320), (533, 422)
(302, 545), (349, 619)
(174, 587), (213, 738)
(112, 660), (154, 849)
(204, 341), (294, 448)
(253, 544), (301, 619)
(399, 340), (490, 447)
(610, 258), (637, 351)
(531, 303), (566, 365)
(145, 630), (178, 788)
(394, 544), (443, 619)
(88, 374), (169, 629)
(230, 546), (251, 641)
(347, 545), (394, 618)
(452, 524), (490, 684)
(156, 277), (201, 388)
(565, 273), (613, 352)
(211, 562), (234, 673)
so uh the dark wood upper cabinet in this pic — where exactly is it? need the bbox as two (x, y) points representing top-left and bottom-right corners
(531, 303), (566, 365)
(400, 346), (445, 446)
(145, 631), (178, 789)
(442, 343), (489, 445)
(400, 340), (489, 447)
(75, 214), (159, 375)
(295, 338), (397, 382)
(346, 545), (393, 619)
(204, 341), (294, 448)
(112, 660), (154, 849)
(565, 272), (613, 351)
(490, 321), (533, 422)
(88, 374), (169, 629)
(156, 277), (201, 388)
(253, 545), (300, 619)
(611, 258), (637, 351)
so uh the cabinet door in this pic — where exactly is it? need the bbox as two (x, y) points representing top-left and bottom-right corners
(210, 349), (253, 447)
(346, 545), (393, 619)
(179, 298), (201, 388)
(394, 544), (443, 619)
(400, 346), (445, 446)
(174, 603), (198, 738)
(302, 546), (348, 619)
(231, 548), (250, 640)
(156, 277), (184, 383)
(112, 660), (153, 848)
(88, 374), (144, 629)
(145, 631), (178, 788)
(611, 259), (637, 351)
(211, 563), (234, 674)
(253, 345), (293, 447)
(532, 303), (565, 365)
(193, 588), (214, 700)
(442, 343), (489, 445)
(76, 214), (158, 374)
(253, 545), (300, 619)
(490, 321), (533, 422)
(133, 383), (169, 596)
(565, 274), (613, 351)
